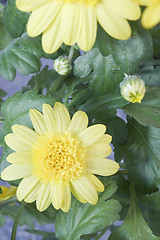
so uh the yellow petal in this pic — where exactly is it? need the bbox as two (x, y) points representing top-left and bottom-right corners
(77, 124), (106, 147)
(27, 2), (62, 37)
(5, 133), (31, 151)
(141, 3), (160, 28)
(77, 5), (97, 51)
(12, 125), (39, 147)
(87, 173), (104, 192)
(51, 181), (65, 210)
(36, 182), (51, 211)
(42, 104), (57, 134)
(29, 109), (47, 135)
(70, 184), (87, 203)
(54, 102), (70, 133)
(106, 0), (141, 20)
(87, 143), (112, 158)
(67, 111), (88, 136)
(61, 3), (82, 45)
(71, 175), (98, 204)
(132, 0), (151, 5)
(7, 151), (32, 164)
(42, 11), (63, 54)
(97, 0), (131, 40)
(86, 158), (120, 176)
(95, 134), (112, 144)
(61, 183), (71, 212)
(24, 181), (41, 203)
(17, 175), (40, 201)
(1, 164), (32, 181)
(16, 0), (50, 12)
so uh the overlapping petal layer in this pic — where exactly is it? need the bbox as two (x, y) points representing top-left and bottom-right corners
(16, 0), (141, 53)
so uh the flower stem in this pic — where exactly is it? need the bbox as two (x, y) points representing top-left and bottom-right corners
(11, 201), (26, 240)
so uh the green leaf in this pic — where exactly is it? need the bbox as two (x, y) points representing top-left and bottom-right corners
(79, 88), (127, 118)
(0, 34), (43, 80)
(73, 48), (97, 78)
(4, 0), (29, 38)
(55, 180), (121, 240)
(140, 66), (160, 86)
(1, 90), (55, 133)
(97, 22), (153, 74)
(119, 118), (160, 193)
(106, 117), (128, 146)
(74, 47), (123, 95)
(24, 66), (58, 92)
(122, 86), (160, 128)
(0, 213), (5, 227)
(149, 25), (160, 58)
(0, 88), (7, 109)
(89, 53), (123, 95)
(140, 191), (160, 236)
(96, 24), (113, 56)
(25, 229), (55, 238)
(0, 127), (12, 172)
(109, 184), (160, 240)
(0, 89), (7, 98)
(0, 20), (12, 50)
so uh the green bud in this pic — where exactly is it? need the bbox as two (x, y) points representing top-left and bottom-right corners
(53, 56), (72, 76)
(120, 74), (146, 103)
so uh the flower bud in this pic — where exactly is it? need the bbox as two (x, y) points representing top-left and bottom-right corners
(120, 74), (146, 103)
(53, 56), (72, 75)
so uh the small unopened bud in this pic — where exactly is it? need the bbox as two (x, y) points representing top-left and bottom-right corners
(120, 74), (146, 103)
(53, 56), (72, 76)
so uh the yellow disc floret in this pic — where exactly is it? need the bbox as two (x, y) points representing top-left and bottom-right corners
(32, 133), (86, 182)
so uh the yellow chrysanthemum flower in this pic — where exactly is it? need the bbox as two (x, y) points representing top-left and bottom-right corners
(133, 0), (160, 28)
(1, 102), (119, 212)
(0, 186), (17, 202)
(16, 0), (141, 53)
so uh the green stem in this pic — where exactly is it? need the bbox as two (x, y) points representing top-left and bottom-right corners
(94, 227), (109, 240)
(11, 202), (26, 240)
(68, 46), (75, 61)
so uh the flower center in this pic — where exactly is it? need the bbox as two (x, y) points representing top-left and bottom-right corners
(31, 133), (86, 182)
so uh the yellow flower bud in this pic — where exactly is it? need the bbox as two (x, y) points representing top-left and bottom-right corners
(0, 186), (17, 202)
(120, 74), (146, 103)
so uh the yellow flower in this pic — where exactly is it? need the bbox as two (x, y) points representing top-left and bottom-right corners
(16, 0), (141, 53)
(1, 102), (119, 212)
(0, 186), (17, 202)
(133, 0), (160, 28)
(120, 74), (146, 103)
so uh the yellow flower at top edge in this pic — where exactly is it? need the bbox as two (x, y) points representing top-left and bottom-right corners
(133, 0), (160, 28)
(1, 102), (119, 212)
(16, 0), (141, 53)
(0, 186), (17, 202)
